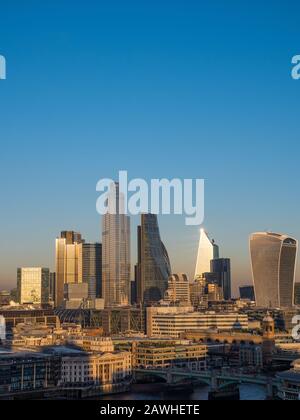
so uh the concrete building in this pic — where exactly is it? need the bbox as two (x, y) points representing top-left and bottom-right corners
(239, 345), (263, 368)
(164, 273), (190, 305)
(277, 360), (300, 400)
(66, 336), (114, 353)
(60, 352), (132, 387)
(0, 291), (10, 306)
(131, 341), (207, 371)
(250, 232), (298, 308)
(189, 277), (207, 309)
(147, 306), (248, 338)
(0, 351), (59, 396)
(17, 268), (50, 305)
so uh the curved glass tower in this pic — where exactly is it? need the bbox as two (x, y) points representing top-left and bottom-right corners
(137, 214), (171, 306)
(250, 232), (298, 308)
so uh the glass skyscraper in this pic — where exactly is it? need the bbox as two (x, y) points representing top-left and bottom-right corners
(211, 258), (232, 301)
(55, 231), (83, 307)
(102, 183), (131, 307)
(136, 214), (171, 306)
(195, 229), (219, 279)
(250, 232), (298, 308)
(82, 243), (102, 299)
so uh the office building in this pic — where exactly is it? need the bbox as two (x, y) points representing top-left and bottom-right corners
(131, 341), (207, 371)
(17, 268), (50, 305)
(240, 285), (255, 301)
(195, 229), (219, 278)
(0, 291), (10, 306)
(164, 273), (190, 305)
(131, 280), (137, 305)
(295, 284), (300, 306)
(55, 231), (84, 307)
(189, 276), (207, 309)
(102, 183), (131, 307)
(207, 283), (224, 302)
(250, 232), (298, 308)
(211, 258), (231, 301)
(49, 273), (56, 303)
(136, 214), (171, 306)
(147, 306), (248, 338)
(83, 243), (102, 298)
(0, 352), (59, 396)
(0, 316), (5, 342)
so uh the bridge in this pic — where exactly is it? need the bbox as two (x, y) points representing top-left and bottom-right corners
(134, 368), (279, 396)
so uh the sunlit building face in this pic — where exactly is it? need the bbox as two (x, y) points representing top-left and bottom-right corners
(250, 232), (298, 309)
(55, 231), (83, 307)
(17, 267), (50, 305)
(195, 229), (219, 279)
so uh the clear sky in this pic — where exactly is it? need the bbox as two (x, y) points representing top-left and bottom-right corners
(1, 0), (300, 295)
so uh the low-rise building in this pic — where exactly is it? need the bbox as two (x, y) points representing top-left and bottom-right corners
(147, 306), (248, 338)
(131, 341), (207, 371)
(60, 352), (132, 388)
(239, 344), (263, 368)
(277, 360), (300, 400)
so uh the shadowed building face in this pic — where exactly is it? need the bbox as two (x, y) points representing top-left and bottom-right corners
(250, 232), (298, 309)
(136, 214), (171, 306)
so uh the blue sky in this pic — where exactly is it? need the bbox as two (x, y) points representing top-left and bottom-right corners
(1, 0), (300, 295)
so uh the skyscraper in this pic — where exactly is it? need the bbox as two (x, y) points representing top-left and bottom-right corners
(240, 285), (255, 301)
(82, 243), (102, 298)
(211, 258), (232, 301)
(102, 183), (131, 307)
(17, 267), (50, 305)
(136, 214), (171, 306)
(55, 231), (83, 307)
(250, 232), (298, 308)
(195, 229), (219, 278)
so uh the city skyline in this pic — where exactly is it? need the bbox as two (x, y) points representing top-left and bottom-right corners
(2, 212), (300, 298)
(1, 1), (300, 295)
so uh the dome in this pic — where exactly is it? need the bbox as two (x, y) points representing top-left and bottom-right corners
(263, 312), (274, 323)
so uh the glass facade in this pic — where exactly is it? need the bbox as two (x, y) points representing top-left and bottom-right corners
(250, 232), (298, 308)
(102, 183), (131, 307)
(82, 243), (102, 298)
(195, 229), (219, 278)
(211, 258), (232, 301)
(137, 214), (171, 306)
(17, 268), (50, 305)
(55, 232), (83, 307)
